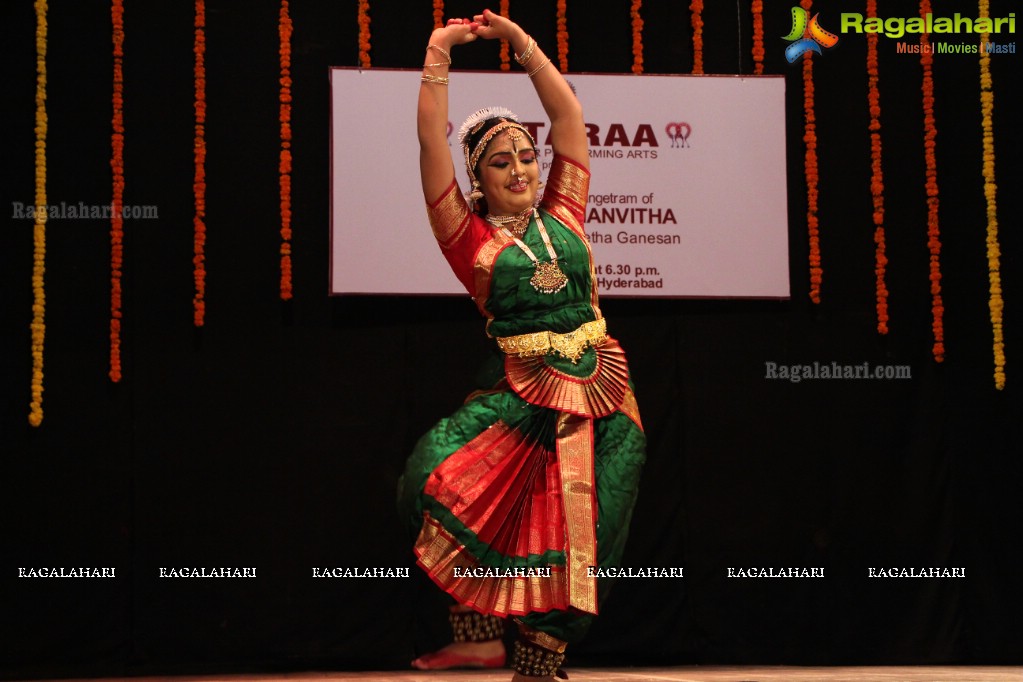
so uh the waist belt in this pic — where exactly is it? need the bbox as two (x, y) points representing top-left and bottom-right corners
(495, 318), (608, 364)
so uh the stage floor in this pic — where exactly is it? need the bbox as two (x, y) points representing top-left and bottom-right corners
(25, 667), (1023, 682)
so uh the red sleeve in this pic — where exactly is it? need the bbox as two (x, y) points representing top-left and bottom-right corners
(540, 154), (590, 235)
(426, 180), (489, 296)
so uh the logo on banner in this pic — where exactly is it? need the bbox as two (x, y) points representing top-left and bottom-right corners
(665, 122), (691, 148)
(783, 6), (839, 63)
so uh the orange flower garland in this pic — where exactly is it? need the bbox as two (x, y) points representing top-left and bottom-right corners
(29, 0), (47, 427)
(193, 0), (206, 326)
(866, 0), (888, 334)
(499, 0), (510, 71)
(751, 0), (764, 74)
(630, 0), (643, 74)
(110, 0), (125, 381)
(279, 0), (293, 300)
(358, 0), (371, 69)
(979, 0), (1006, 389)
(557, 0), (569, 73)
(432, 0), (443, 30)
(920, 0), (943, 361)
(801, 0), (821, 303)
(690, 0), (703, 75)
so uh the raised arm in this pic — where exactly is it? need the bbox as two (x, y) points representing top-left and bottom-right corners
(471, 10), (588, 169)
(418, 21), (478, 204)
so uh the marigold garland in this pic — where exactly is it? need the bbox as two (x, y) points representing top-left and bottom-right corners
(630, 0), (643, 74)
(978, 0), (1006, 389)
(193, 0), (206, 326)
(866, 0), (888, 334)
(801, 0), (821, 303)
(110, 0), (125, 381)
(499, 0), (510, 71)
(751, 0), (764, 74)
(432, 0), (443, 30)
(689, 0), (703, 75)
(557, 0), (569, 73)
(920, 0), (944, 361)
(279, 0), (293, 300)
(29, 0), (47, 427)
(358, 0), (371, 68)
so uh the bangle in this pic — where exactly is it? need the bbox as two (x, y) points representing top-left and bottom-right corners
(427, 44), (452, 65)
(527, 57), (551, 78)
(424, 61), (450, 68)
(421, 74), (449, 85)
(514, 36), (537, 66)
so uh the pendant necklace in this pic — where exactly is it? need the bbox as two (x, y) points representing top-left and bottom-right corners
(494, 209), (569, 295)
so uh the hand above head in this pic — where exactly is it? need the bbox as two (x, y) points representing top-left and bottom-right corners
(431, 19), (479, 49)
(469, 9), (524, 42)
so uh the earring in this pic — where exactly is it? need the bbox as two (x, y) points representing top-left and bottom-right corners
(469, 180), (484, 208)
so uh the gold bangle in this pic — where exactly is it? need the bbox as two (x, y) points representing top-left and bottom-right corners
(514, 36), (537, 66)
(421, 74), (449, 85)
(527, 57), (552, 79)
(423, 61), (450, 68)
(427, 44), (452, 65)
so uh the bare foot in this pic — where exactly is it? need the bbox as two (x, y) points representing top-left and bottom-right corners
(411, 639), (506, 670)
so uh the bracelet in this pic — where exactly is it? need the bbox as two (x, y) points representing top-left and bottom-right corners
(527, 57), (552, 79)
(423, 61), (450, 68)
(421, 74), (449, 85)
(427, 44), (452, 65)
(514, 36), (537, 66)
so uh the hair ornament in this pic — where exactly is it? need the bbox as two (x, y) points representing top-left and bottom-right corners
(458, 106), (522, 145)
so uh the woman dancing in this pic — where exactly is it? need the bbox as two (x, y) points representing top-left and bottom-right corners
(398, 10), (647, 681)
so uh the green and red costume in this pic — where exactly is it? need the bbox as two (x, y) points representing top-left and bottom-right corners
(398, 154), (646, 642)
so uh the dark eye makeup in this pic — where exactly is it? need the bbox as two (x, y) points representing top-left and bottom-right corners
(488, 151), (537, 168)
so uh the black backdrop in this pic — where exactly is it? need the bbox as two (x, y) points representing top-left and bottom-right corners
(1, 0), (1020, 679)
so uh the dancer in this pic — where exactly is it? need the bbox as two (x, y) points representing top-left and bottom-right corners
(398, 10), (647, 680)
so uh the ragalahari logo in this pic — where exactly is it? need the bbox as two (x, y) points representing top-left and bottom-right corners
(784, 6), (840, 63)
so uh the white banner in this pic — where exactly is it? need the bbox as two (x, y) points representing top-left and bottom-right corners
(330, 68), (789, 299)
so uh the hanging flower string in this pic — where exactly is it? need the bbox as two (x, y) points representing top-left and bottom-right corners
(499, 0), (510, 70)
(751, 0), (764, 74)
(279, 0), (293, 300)
(978, 0), (1006, 389)
(110, 0), (125, 381)
(193, 0), (206, 326)
(557, 0), (569, 73)
(433, 0), (446, 29)
(866, 0), (888, 334)
(630, 0), (643, 74)
(358, 0), (371, 68)
(29, 0), (48, 427)
(690, 0), (703, 74)
(801, 0), (821, 303)
(920, 0), (943, 361)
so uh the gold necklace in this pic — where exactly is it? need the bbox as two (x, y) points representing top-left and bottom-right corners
(495, 209), (569, 295)
(485, 207), (533, 238)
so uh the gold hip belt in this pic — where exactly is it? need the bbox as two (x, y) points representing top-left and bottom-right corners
(496, 318), (608, 363)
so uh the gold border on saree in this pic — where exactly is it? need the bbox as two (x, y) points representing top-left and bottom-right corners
(496, 318), (608, 364)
